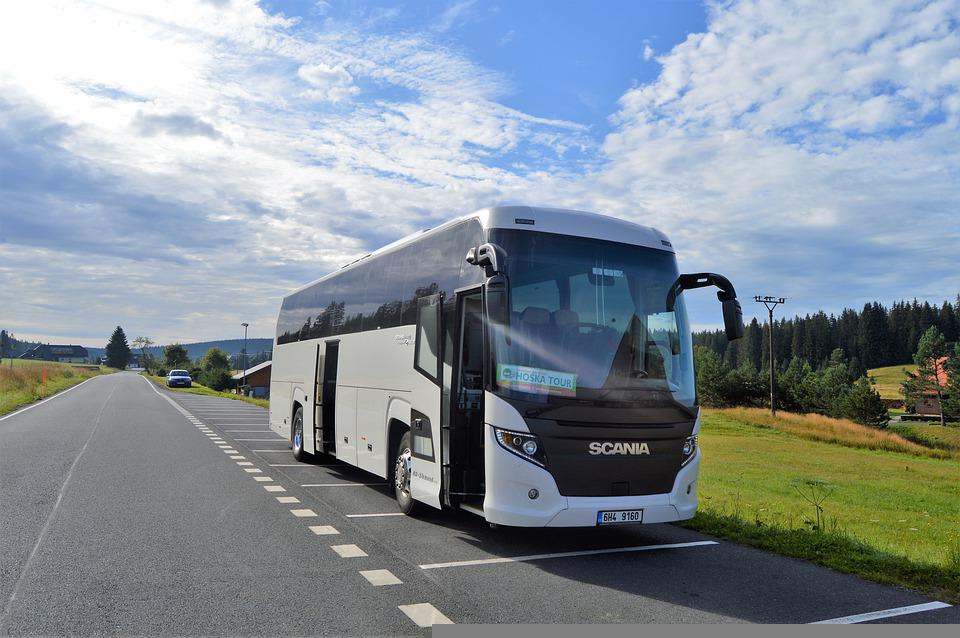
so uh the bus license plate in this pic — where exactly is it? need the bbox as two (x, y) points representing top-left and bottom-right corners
(597, 509), (643, 525)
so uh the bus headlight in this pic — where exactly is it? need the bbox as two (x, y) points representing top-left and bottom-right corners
(681, 435), (698, 466)
(494, 427), (546, 467)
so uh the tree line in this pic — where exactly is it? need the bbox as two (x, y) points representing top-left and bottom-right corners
(695, 297), (960, 377)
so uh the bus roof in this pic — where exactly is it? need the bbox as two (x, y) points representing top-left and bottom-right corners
(286, 206), (673, 297)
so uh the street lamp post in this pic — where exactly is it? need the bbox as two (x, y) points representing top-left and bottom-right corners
(241, 322), (249, 393)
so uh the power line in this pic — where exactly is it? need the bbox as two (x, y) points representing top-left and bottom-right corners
(754, 296), (786, 416)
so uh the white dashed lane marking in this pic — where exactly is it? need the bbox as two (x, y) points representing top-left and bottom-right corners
(229, 455), (245, 460)
(418, 541), (719, 570)
(398, 603), (453, 627)
(276, 496), (300, 504)
(359, 569), (402, 586)
(263, 485), (285, 492)
(331, 544), (367, 558)
(244, 468), (263, 473)
(223, 429), (272, 432)
(235, 438), (285, 441)
(236, 461), (253, 466)
(346, 513), (405, 518)
(309, 525), (339, 535)
(253, 476), (274, 482)
(290, 509), (317, 517)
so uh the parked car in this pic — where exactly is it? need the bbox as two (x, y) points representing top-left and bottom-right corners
(166, 369), (192, 388)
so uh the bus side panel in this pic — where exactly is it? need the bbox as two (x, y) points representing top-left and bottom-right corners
(336, 385), (359, 466)
(356, 388), (389, 476)
(269, 379), (292, 439)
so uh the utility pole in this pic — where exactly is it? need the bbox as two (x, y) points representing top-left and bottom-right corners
(754, 296), (785, 415)
(241, 322), (249, 394)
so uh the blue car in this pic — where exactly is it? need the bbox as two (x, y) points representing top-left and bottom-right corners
(166, 370), (192, 388)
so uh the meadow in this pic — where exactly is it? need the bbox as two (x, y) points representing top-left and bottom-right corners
(868, 363), (917, 399)
(688, 408), (960, 600)
(0, 358), (114, 416)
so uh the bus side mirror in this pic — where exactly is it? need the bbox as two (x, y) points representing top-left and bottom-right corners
(667, 272), (744, 342)
(722, 297), (744, 341)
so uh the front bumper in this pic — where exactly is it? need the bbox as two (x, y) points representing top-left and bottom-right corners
(481, 424), (699, 527)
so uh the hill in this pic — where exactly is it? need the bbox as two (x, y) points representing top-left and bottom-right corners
(141, 338), (274, 360)
(868, 364), (917, 399)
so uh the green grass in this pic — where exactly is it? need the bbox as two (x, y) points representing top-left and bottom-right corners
(889, 424), (960, 452)
(142, 374), (268, 409)
(868, 363), (917, 399)
(685, 408), (960, 601)
(0, 358), (116, 416)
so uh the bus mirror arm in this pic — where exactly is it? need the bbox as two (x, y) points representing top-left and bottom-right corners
(466, 243), (507, 277)
(666, 273), (744, 341)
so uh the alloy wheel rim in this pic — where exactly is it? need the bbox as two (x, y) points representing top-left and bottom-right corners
(395, 447), (412, 496)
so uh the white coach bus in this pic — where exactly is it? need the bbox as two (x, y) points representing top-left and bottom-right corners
(269, 206), (743, 527)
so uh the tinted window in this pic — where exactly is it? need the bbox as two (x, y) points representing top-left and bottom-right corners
(276, 220), (485, 344)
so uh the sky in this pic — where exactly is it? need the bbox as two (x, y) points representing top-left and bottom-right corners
(0, 0), (958, 346)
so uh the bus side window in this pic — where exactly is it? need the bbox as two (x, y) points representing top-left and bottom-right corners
(415, 294), (441, 383)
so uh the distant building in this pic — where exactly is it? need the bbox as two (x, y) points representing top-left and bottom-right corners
(19, 344), (89, 364)
(909, 357), (950, 415)
(231, 360), (271, 398)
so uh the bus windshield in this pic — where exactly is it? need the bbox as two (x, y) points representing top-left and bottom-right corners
(487, 229), (695, 409)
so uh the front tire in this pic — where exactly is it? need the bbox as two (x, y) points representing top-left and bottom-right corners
(393, 431), (419, 515)
(291, 407), (312, 462)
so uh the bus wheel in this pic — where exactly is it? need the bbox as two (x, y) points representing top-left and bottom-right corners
(291, 407), (312, 462)
(393, 431), (418, 515)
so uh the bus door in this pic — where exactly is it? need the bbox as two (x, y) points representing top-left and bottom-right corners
(314, 340), (338, 455)
(443, 289), (486, 506)
(409, 295), (443, 508)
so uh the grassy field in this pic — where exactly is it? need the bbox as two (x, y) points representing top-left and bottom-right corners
(868, 363), (917, 399)
(143, 374), (268, 409)
(686, 408), (960, 600)
(0, 358), (115, 416)
(889, 424), (960, 453)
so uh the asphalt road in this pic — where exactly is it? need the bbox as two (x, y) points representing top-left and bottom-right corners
(1, 372), (956, 634)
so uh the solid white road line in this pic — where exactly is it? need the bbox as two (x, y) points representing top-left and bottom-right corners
(346, 512), (406, 518)
(0, 375), (98, 422)
(418, 540), (719, 570)
(276, 496), (300, 504)
(309, 525), (339, 535)
(398, 603), (453, 627)
(331, 544), (367, 558)
(263, 485), (286, 492)
(290, 508), (317, 517)
(811, 601), (951, 624)
(301, 483), (387, 487)
(360, 569), (402, 586)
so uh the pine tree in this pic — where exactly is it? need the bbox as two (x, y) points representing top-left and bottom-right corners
(105, 326), (132, 369)
(903, 326), (949, 426)
(942, 344), (960, 422)
(843, 377), (889, 428)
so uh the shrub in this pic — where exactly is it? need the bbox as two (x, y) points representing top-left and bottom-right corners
(200, 369), (232, 391)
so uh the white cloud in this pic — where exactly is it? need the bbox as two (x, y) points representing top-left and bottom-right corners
(297, 62), (359, 102)
(0, 0), (957, 344)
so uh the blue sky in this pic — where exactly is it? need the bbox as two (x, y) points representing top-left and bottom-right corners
(0, 0), (958, 345)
